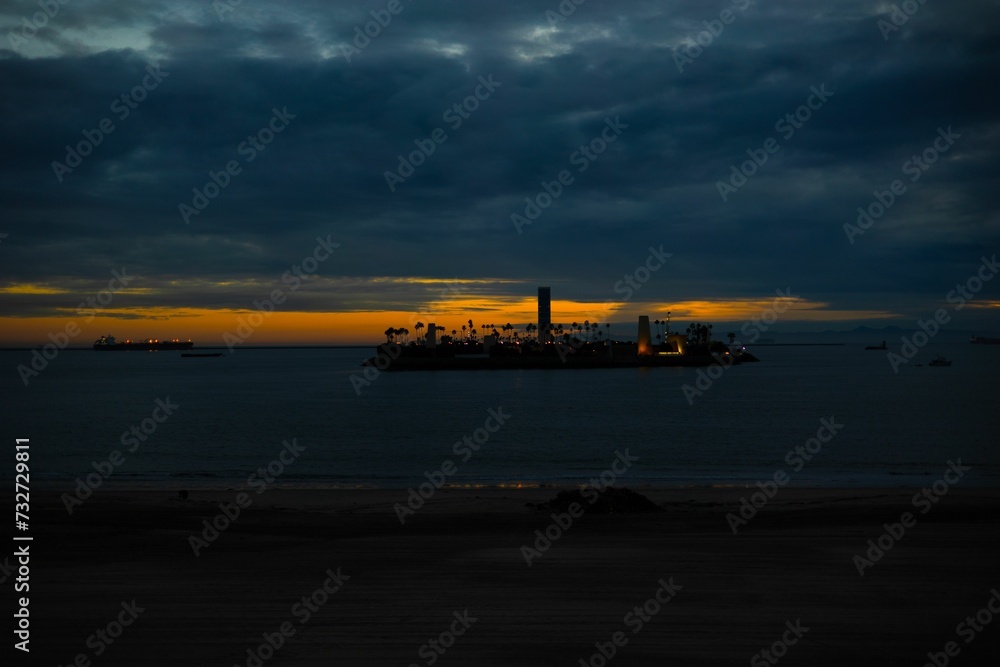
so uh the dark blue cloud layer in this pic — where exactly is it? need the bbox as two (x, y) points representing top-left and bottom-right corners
(1, 0), (998, 325)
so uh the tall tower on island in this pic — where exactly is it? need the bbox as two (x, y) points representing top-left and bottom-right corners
(538, 286), (551, 343)
(637, 315), (653, 355)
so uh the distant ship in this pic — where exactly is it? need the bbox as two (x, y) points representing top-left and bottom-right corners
(970, 336), (1000, 345)
(865, 340), (888, 350)
(92, 335), (193, 351)
(928, 355), (952, 367)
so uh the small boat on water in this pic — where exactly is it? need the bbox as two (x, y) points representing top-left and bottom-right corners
(928, 355), (952, 367)
(181, 352), (223, 358)
(865, 340), (887, 350)
(970, 335), (1000, 345)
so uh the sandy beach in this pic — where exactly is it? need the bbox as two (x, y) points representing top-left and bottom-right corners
(16, 487), (1000, 665)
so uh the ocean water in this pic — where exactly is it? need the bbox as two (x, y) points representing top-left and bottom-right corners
(3, 343), (998, 488)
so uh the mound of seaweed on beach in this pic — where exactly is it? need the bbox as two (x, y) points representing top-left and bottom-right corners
(528, 487), (663, 514)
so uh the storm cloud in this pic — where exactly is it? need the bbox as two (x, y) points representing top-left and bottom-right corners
(1, 0), (998, 336)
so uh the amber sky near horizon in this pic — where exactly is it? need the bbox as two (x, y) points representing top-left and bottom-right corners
(0, 288), (912, 346)
(1, 1), (998, 342)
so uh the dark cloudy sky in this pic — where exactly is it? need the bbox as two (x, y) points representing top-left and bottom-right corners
(1, 0), (998, 343)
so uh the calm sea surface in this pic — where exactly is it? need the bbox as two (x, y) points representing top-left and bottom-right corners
(3, 344), (998, 488)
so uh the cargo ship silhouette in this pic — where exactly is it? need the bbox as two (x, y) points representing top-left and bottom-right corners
(92, 335), (194, 351)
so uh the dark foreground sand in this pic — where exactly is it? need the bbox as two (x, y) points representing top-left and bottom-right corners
(13, 487), (1000, 665)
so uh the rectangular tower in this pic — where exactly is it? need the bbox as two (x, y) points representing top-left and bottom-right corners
(538, 286), (551, 343)
(637, 315), (652, 355)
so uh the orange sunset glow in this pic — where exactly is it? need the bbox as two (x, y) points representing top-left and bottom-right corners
(0, 294), (903, 347)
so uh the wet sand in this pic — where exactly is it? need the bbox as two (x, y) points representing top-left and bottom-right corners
(17, 487), (1000, 665)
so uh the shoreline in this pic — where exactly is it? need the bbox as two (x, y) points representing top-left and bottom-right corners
(18, 487), (1000, 664)
(31, 474), (1000, 491)
(30, 484), (1000, 508)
